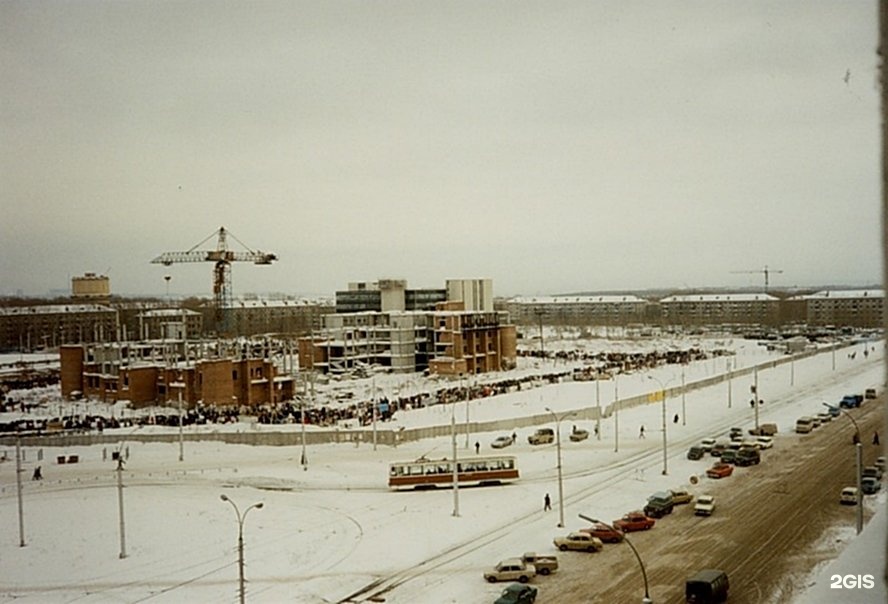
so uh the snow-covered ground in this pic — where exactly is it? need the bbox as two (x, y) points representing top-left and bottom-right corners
(0, 337), (883, 603)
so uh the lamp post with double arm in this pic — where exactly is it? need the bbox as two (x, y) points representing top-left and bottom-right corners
(220, 495), (264, 604)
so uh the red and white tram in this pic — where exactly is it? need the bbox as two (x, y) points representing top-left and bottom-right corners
(388, 455), (519, 490)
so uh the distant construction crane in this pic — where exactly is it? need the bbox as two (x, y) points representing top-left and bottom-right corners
(730, 265), (783, 292)
(151, 227), (277, 331)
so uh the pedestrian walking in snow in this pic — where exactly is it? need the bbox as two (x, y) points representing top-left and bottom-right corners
(475, 441), (480, 454)
(673, 413), (679, 424)
(874, 431), (880, 446)
(639, 425), (646, 439)
(543, 493), (551, 511)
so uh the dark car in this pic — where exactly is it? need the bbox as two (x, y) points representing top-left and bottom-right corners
(687, 446), (705, 460)
(719, 449), (737, 465)
(495, 583), (537, 604)
(710, 442), (728, 457)
(862, 477), (881, 495)
(686, 569), (729, 603)
(734, 447), (760, 467)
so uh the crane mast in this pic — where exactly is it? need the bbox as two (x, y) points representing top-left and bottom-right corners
(151, 227), (277, 332)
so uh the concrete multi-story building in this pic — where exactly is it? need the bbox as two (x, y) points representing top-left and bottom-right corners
(794, 289), (884, 328)
(60, 340), (296, 407)
(71, 273), (110, 303)
(136, 309), (203, 340)
(299, 300), (516, 376)
(499, 295), (650, 326)
(427, 301), (517, 376)
(0, 304), (119, 352)
(446, 278), (494, 312)
(226, 298), (332, 336)
(659, 293), (780, 326)
(335, 279), (446, 313)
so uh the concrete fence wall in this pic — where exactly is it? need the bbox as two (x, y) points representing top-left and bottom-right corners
(0, 343), (848, 450)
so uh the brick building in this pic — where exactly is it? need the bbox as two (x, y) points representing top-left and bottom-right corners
(60, 341), (295, 407)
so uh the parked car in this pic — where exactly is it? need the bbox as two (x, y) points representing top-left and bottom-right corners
(748, 423), (778, 436)
(694, 494), (715, 516)
(875, 456), (886, 472)
(700, 438), (717, 453)
(643, 491), (675, 518)
(719, 449), (738, 465)
(734, 447), (761, 467)
(865, 388), (877, 399)
(862, 477), (882, 495)
(815, 412), (833, 425)
(840, 487), (858, 505)
(670, 489), (694, 505)
(527, 428), (555, 445)
(484, 559), (536, 583)
(755, 436), (774, 450)
(491, 435), (514, 449)
(706, 462), (734, 479)
(520, 553), (558, 575)
(839, 394), (863, 409)
(729, 427), (743, 441)
(553, 532), (603, 552)
(495, 583), (537, 604)
(862, 466), (883, 481)
(580, 523), (624, 543)
(569, 427), (589, 442)
(795, 417), (815, 434)
(710, 442), (728, 457)
(687, 446), (705, 460)
(613, 511), (655, 532)
(686, 569), (729, 603)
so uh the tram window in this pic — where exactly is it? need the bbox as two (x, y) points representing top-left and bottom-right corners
(504, 459), (514, 469)
(410, 465), (423, 475)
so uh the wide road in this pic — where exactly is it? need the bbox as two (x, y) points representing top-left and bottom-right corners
(539, 399), (884, 603)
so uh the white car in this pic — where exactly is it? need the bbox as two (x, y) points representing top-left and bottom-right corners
(756, 436), (774, 449)
(491, 435), (515, 449)
(694, 494), (715, 516)
(840, 487), (858, 505)
(700, 438), (717, 452)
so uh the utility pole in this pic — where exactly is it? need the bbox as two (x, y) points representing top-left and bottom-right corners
(117, 454), (127, 559)
(16, 433), (25, 547)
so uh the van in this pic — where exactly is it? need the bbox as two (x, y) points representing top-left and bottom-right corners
(686, 569), (729, 603)
(795, 417), (814, 434)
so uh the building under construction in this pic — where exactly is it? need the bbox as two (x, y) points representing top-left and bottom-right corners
(60, 338), (297, 408)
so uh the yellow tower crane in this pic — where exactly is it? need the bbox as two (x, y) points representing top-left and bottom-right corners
(151, 227), (277, 331)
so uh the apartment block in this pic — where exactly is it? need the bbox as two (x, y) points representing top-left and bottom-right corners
(795, 290), (884, 328)
(499, 295), (649, 326)
(0, 304), (119, 352)
(659, 293), (780, 326)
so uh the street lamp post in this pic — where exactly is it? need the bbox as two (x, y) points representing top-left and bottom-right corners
(822, 402), (863, 534)
(647, 375), (674, 476)
(451, 402), (460, 517)
(116, 454), (126, 559)
(220, 494), (264, 604)
(545, 407), (576, 528)
(579, 514), (651, 603)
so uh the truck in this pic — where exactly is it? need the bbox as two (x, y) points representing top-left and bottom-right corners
(527, 428), (555, 445)
(643, 491), (675, 518)
(521, 552), (559, 575)
(483, 558), (536, 583)
(748, 423), (777, 437)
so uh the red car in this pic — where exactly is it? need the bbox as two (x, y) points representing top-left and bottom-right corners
(612, 511), (655, 532)
(706, 462), (734, 479)
(580, 523), (625, 543)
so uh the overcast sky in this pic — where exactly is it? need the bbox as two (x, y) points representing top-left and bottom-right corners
(1, 1), (881, 299)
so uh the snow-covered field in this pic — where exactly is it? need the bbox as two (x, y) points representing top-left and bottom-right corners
(0, 337), (884, 603)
